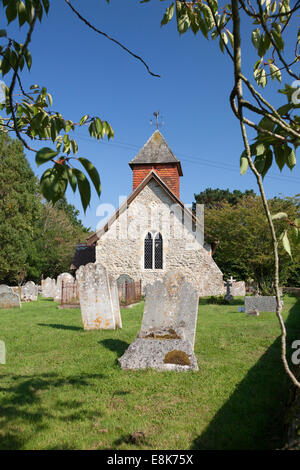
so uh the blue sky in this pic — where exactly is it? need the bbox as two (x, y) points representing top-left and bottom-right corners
(4, 0), (300, 230)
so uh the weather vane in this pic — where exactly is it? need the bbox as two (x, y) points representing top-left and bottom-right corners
(150, 110), (164, 130)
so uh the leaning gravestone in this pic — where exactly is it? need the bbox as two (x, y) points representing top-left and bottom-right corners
(21, 281), (38, 302)
(0, 284), (21, 309)
(119, 272), (199, 371)
(245, 296), (280, 313)
(54, 273), (74, 302)
(76, 263), (122, 330)
(41, 277), (56, 298)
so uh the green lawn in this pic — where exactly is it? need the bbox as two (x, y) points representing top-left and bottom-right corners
(0, 296), (299, 450)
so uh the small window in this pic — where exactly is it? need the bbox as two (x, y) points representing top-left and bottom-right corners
(144, 232), (153, 269)
(144, 232), (163, 270)
(154, 233), (163, 269)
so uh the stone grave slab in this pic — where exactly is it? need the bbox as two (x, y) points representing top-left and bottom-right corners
(54, 273), (74, 302)
(119, 272), (199, 371)
(21, 281), (38, 302)
(41, 278), (56, 298)
(76, 263), (122, 330)
(245, 296), (280, 313)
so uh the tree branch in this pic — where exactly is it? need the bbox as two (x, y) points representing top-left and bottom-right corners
(64, 0), (160, 78)
(231, 0), (300, 389)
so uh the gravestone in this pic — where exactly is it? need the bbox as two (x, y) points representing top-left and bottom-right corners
(21, 281), (38, 302)
(110, 276), (122, 328)
(0, 285), (13, 295)
(119, 272), (199, 371)
(54, 273), (74, 302)
(0, 340), (5, 364)
(116, 274), (134, 302)
(41, 277), (56, 298)
(0, 285), (21, 309)
(76, 263), (122, 330)
(244, 296), (281, 313)
(224, 276), (235, 301)
(59, 278), (80, 309)
(231, 281), (246, 297)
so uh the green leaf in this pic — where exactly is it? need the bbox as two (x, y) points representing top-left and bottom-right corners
(67, 167), (77, 193)
(282, 230), (292, 258)
(176, 1), (190, 34)
(161, 3), (175, 27)
(273, 144), (285, 171)
(0, 30), (7, 37)
(269, 63), (281, 82)
(285, 146), (296, 170)
(261, 148), (273, 178)
(271, 212), (288, 220)
(18, 1), (27, 27)
(6, 1), (18, 24)
(240, 151), (249, 175)
(40, 166), (68, 203)
(251, 28), (260, 49)
(73, 169), (91, 212)
(80, 114), (89, 125)
(78, 157), (101, 197)
(35, 147), (59, 167)
(271, 24), (284, 50)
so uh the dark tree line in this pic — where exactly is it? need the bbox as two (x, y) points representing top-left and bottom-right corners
(0, 133), (89, 285)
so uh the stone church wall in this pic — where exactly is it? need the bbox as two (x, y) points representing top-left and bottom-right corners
(96, 179), (224, 296)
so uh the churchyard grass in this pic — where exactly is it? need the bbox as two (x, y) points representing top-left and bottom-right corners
(0, 296), (299, 450)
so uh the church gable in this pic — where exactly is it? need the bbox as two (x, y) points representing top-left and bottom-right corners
(89, 131), (224, 296)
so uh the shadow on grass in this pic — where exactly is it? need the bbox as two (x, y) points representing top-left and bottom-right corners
(99, 339), (130, 358)
(0, 372), (104, 450)
(191, 299), (300, 450)
(37, 323), (82, 332)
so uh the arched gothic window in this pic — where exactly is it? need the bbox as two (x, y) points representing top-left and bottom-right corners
(144, 232), (163, 270)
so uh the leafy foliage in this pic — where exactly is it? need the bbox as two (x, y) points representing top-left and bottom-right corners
(0, 0), (114, 211)
(0, 133), (89, 284)
(194, 187), (256, 209)
(202, 193), (300, 289)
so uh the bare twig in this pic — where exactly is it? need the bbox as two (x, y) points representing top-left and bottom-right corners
(64, 0), (160, 78)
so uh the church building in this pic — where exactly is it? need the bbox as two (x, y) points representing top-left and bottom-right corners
(86, 130), (224, 295)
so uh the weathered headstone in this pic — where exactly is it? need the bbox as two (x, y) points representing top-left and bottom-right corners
(0, 285), (21, 309)
(116, 274), (134, 302)
(119, 272), (199, 371)
(41, 277), (56, 298)
(245, 296), (281, 313)
(0, 285), (13, 295)
(59, 278), (80, 309)
(231, 281), (246, 297)
(110, 276), (122, 328)
(0, 340), (5, 364)
(54, 273), (74, 302)
(21, 281), (38, 302)
(76, 263), (122, 330)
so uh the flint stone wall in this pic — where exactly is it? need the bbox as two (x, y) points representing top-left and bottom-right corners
(96, 179), (224, 296)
